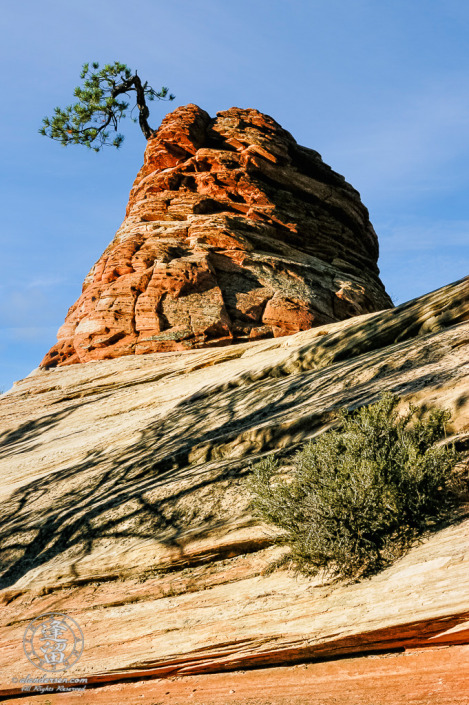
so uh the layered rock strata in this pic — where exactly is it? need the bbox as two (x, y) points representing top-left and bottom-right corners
(41, 103), (392, 367)
(1, 277), (468, 700)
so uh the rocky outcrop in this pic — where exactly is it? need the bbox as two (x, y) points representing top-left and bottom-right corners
(1, 277), (468, 701)
(41, 104), (392, 368)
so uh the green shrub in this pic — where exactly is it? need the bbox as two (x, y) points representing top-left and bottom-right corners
(249, 393), (461, 580)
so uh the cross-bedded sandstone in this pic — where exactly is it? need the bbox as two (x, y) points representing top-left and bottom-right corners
(41, 104), (392, 367)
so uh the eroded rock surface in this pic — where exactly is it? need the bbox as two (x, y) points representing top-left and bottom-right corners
(41, 104), (392, 367)
(1, 277), (468, 700)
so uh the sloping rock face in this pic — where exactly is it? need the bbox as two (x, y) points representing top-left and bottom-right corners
(1, 277), (468, 702)
(41, 104), (392, 367)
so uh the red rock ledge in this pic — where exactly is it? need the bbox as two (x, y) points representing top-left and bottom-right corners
(42, 104), (392, 367)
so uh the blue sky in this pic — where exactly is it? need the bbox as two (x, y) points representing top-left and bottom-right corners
(1, 0), (469, 390)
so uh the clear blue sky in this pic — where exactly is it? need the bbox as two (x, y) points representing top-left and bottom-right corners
(1, 0), (469, 391)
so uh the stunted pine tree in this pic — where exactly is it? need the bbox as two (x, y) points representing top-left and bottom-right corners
(40, 62), (175, 152)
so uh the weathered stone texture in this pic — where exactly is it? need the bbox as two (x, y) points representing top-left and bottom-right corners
(1, 277), (468, 700)
(41, 104), (392, 367)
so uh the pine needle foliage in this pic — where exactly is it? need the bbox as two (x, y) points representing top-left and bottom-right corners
(249, 393), (460, 580)
(39, 61), (175, 152)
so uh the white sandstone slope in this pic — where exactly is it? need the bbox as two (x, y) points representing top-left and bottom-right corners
(0, 277), (468, 701)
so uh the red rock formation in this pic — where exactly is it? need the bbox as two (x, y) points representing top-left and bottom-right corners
(41, 104), (393, 367)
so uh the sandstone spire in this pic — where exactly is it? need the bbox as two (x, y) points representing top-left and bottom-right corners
(41, 104), (392, 367)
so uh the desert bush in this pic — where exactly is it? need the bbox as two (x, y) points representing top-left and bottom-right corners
(249, 393), (461, 580)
